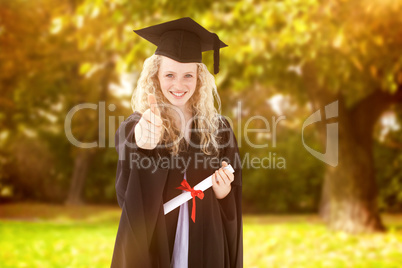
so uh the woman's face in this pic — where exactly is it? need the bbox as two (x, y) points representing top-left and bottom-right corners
(157, 56), (197, 112)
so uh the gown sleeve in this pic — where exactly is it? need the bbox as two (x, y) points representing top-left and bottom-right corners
(115, 111), (152, 208)
(112, 112), (170, 268)
(217, 116), (243, 268)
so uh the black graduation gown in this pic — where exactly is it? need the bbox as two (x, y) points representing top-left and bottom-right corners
(111, 111), (243, 268)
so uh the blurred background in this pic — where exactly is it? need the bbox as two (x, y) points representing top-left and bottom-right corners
(1, 0), (402, 267)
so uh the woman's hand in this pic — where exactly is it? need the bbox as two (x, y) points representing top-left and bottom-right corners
(212, 161), (235, 199)
(134, 94), (163, 150)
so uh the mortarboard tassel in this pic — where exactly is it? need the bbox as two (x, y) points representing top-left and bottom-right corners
(212, 33), (220, 74)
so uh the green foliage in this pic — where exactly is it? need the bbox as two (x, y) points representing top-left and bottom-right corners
(218, 0), (402, 105)
(83, 148), (119, 203)
(241, 118), (324, 213)
(375, 143), (402, 212)
(373, 104), (402, 212)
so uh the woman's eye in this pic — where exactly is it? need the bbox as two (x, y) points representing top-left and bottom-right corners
(185, 74), (193, 78)
(166, 74), (173, 78)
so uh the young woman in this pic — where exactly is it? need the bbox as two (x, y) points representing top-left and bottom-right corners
(111, 17), (242, 268)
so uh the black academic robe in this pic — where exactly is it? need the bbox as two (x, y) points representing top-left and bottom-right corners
(111, 111), (243, 268)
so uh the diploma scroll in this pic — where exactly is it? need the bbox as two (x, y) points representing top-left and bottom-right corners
(163, 164), (235, 215)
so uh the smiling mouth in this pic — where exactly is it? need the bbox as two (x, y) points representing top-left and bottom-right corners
(170, 91), (187, 97)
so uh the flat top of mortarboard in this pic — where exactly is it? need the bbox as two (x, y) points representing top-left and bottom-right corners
(133, 17), (227, 74)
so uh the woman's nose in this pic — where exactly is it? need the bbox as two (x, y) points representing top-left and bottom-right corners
(173, 79), (184, 89)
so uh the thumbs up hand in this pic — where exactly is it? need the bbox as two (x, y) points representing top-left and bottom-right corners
(134, 94), (163, 150)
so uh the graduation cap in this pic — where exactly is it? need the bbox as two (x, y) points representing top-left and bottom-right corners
(134, 17), (228, 74)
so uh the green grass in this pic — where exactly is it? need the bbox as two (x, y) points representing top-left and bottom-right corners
(244, 216), (402, 268)
(1, 203), (402, 268)
(0, 221), (116, 268)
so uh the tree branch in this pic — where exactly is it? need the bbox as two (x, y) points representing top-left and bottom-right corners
(351, 86), (402, 145)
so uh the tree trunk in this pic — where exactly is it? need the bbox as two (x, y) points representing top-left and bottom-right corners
(65, 149), (94, 205)
(319, 102), (385, 232)
(64, 55), (116, 205)
(302, 63), (402, 233)
(318, 88), (402, 232)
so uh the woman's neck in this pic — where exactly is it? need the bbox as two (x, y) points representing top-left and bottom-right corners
(174, 106), (193, 129)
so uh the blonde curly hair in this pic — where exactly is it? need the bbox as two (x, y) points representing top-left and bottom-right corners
(131, 54), (224, 156)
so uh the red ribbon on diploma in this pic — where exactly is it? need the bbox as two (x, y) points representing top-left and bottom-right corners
(176, 179), (204, 223)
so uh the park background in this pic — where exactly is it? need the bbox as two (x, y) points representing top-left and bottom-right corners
(1, 0), (402, 267)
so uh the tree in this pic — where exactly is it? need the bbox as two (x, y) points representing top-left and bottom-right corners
(216, 0), (402, 232)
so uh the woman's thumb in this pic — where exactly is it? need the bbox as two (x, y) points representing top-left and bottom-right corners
(148, 94), (161, 117)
